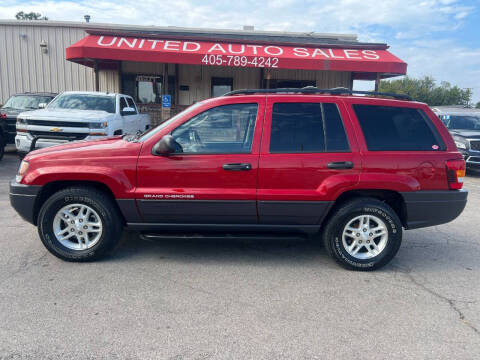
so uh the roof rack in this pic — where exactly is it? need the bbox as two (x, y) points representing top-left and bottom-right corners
(223, 86), (413, 101)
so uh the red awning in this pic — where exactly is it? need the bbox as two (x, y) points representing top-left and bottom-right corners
(66, 35), (407, 79)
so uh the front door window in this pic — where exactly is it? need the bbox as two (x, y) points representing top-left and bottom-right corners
(171, 103), (258, 154)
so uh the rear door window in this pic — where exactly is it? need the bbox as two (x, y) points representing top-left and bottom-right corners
(353, 105), (445, 151)
(269, 102), (349, 153)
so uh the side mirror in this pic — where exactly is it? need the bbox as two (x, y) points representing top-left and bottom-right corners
(152, 135), (180, 155)
(121, 106), (135, 115)
(38, 103), (47, 109)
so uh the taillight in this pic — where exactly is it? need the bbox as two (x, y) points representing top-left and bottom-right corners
(0, 113), (6, 119)
(446, 159), (465, 190)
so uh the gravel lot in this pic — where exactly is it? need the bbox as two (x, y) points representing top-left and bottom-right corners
(1, 149), (479, 359)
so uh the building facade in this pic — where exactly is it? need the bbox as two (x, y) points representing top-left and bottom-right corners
(0, 20), (407, 125)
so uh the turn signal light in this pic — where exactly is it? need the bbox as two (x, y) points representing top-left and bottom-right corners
(446, 159), (465, 190)
(16, 160), (30, 183)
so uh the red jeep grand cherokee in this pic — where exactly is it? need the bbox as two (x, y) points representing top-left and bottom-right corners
(10, 88), (468, 270)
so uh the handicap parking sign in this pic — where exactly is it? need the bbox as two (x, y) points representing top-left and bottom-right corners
(162, 95), (171, 108)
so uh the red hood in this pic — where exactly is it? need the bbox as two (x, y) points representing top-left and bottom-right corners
(25, 136), (142, 161)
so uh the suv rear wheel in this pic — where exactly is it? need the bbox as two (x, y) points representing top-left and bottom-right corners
(322, 198), (402, 271)
(38, 187), (123, 261)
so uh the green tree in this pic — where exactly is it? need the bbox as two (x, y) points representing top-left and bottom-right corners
(379, 76), (472, 106)
(15, 11), (48, 20)
(476, 101), (480, 109)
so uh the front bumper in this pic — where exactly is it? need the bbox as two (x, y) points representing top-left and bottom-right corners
(458, 149), (480, 168)
(9, 180), (42, 225)
(15, 133), (74, 153)
(401, 189), (468, 229)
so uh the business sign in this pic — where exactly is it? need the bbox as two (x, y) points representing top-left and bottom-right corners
(162, 95), (171, 108)
(67, 35), (407, 75)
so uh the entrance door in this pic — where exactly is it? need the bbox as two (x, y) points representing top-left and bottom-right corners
(135, 99), (265, 224)
(257, 98), (361, 225)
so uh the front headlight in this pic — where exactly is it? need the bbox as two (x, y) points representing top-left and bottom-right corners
(454, 141), (467, 150)
(16, 160), (29, 183)
(89, 122), (108, 129)
(16, 117), (26, 125)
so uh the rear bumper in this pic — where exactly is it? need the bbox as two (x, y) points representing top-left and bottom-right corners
(401, 190), (468, 229)
(9, 180), (42, 225)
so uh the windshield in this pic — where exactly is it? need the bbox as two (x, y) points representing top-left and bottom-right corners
(440, 115), (480, 130)
(2, 95), (54, 110)
(48, 94), (116, 113)
(139, 102), (206, 141)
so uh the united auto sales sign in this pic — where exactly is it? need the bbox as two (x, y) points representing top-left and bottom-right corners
(68, 35), (407, 74)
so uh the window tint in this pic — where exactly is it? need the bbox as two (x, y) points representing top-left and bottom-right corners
(353, 105), (444, 151)
(270, 102), (349, 153)
(171, 103), (258, 154)
(126, 98), (138, 114)
(3, 95), (54, 110)
(323, 103), (350, 151)
(440, 115), (480, 130)
(48, 94), (115, 113)
(120, 97), (128, 110)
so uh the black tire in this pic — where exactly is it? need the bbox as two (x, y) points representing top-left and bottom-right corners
(0, 133), (5, 161)
(322, 198), (402, 271)
(38, 187), (123, 262)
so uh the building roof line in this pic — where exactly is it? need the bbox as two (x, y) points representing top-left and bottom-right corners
(83, 29), (388, 49)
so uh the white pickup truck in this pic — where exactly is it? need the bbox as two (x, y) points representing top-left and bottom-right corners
(15, 91), (150, 154)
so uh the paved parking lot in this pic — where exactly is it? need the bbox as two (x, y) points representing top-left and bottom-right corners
(0, 150), (479, 359)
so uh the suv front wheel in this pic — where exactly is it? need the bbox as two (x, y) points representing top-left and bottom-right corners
(322, 198), (402, 271)
(38, 187), (123, 261)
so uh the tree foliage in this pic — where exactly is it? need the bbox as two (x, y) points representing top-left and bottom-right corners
(476, 101), (480, 109)
(379, 76), (472, 106)
(15, 11), (48, 20)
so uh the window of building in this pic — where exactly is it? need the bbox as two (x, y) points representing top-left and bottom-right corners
(353, 105), (445, 151)
(211, 77), (233, 97)
(171, 103), (258, 154)
(121, 74), (176, 105)
(269, 102), (349, 153)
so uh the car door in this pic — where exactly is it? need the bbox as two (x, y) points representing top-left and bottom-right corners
(257, 96), (361, 225)
(119, 96), (136, 134)
(126, 97), (144, 132)
(135, 97), (265, 224)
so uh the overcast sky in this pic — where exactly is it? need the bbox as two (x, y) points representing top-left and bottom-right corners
(2, 0), (480, 102)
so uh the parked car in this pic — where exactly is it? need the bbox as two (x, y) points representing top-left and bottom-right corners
(0, 92), (56, 160)
(10, 88), (467, 270)
(15, 91), (150, 156)
(432, 106), (480, 171)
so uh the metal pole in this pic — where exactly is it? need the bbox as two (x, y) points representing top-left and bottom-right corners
(94, 60), (99, 91)
(374, 73), (381, 92)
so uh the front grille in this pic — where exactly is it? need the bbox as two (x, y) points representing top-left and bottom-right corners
(28, 130), (87, 140)
(470, 140), (480, 151)
(467, 156), (480, 163)
(25, 119), (90, 128)
(6, 118), (17, 132)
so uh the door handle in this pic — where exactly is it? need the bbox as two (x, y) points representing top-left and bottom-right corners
(222, 163), (252, 171)
(327, 161), (354, 169)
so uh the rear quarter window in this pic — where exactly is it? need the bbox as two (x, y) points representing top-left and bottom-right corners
(352, 105), (445, 151)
